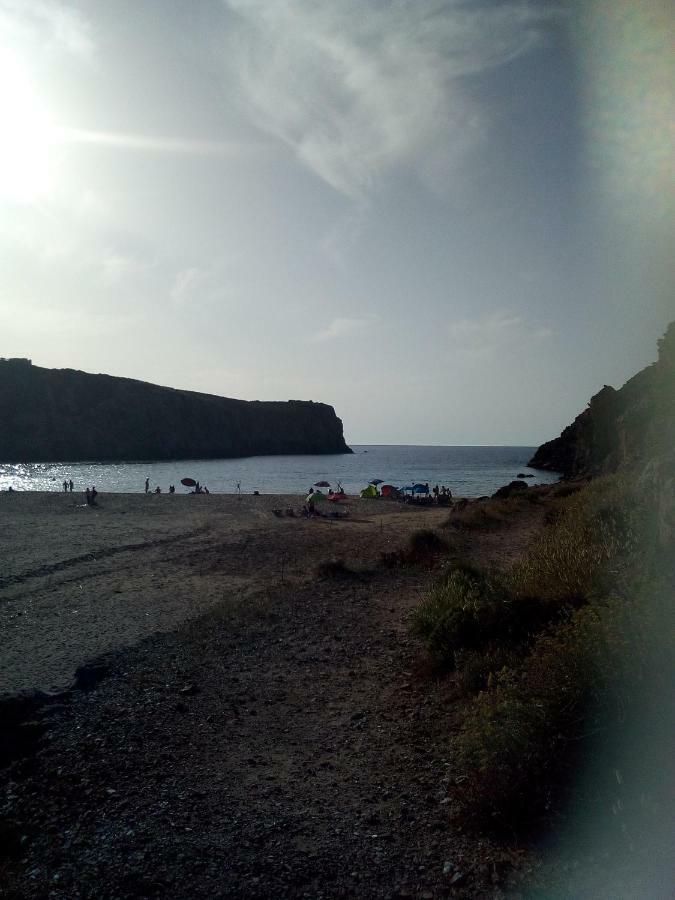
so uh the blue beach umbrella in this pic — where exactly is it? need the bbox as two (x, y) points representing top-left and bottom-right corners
(369, 478), (384, 485)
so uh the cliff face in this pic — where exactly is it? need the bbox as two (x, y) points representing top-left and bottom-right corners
(0, 362), (352, 462)
(529, 322), (675, 477)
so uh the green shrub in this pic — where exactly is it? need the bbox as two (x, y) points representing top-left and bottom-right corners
(444, 498), (514, 530)
(453, 605), (604, 828)
(428, 476), (668, 834)
(452, 574), (671, 831)
(410, 566), (557, 671)
(407, 528), (448, 556)
(453, 645), (522, 696)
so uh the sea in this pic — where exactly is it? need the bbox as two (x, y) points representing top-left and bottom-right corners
(0, 446), (559, 497)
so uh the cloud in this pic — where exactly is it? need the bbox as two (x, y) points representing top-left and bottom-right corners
(222, 0), (557, 198)
(170, 267), (211, 308)
(0, 0), (94, 60)
(447, 310), (552, 356)
(99, 249), (154, 286)
(311, 314), (379, 342)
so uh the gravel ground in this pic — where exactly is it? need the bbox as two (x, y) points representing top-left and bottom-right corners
(2, 492), (647, 898)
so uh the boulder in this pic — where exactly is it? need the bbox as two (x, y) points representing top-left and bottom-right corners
(492, 480), (528, 499)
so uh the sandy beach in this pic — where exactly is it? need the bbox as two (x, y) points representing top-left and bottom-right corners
(0, 491), (448, 695)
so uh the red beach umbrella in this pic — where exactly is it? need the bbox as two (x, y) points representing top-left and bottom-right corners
(181, 477), (196, 487)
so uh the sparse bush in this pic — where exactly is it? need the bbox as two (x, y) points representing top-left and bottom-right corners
(315, 558), (354, 579)
(453, 644), (522, 696)
(452, 575), (670, 831)
(445, 497), (527, 531)
(412, 475), (668, 835)
(505, 476), (640, 603)
(410, 565), (563, 672)
(408, 528), (448, 557)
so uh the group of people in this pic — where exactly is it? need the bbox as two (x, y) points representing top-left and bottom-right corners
(62, 479), (74, 492)
(144, 478), (180, 495)
(85, 486), (98, 505)
(144, 478), (209, 494)
(432, 484), (452, 499)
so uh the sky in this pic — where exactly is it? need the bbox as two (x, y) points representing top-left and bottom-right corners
(1, 0), (673, 445)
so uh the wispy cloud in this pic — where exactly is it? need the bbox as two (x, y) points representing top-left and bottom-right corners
(222, 0), (557, 198)
(170, 267), (211, 308)
(448, 310), (552, 356)
(311, 314), (379, 342)
(0, 0), (94, 60)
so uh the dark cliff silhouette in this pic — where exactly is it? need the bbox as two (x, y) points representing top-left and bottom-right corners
(529, 322), (675, 477)
(0, 361), (352, 462)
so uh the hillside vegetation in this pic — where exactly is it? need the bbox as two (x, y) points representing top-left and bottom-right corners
(425, 320), (673, 840)
(413, 478), (672, 844)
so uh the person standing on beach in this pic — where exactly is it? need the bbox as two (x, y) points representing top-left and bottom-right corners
(69, 479), (73, 492)
(63, 480), (68, 492)
(145, 477), (149, 494)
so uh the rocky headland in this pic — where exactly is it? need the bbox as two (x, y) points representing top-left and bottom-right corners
(0, 360), (351, 462)
(528, 321), (674, 478)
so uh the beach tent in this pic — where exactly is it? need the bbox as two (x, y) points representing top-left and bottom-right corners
(360, 484), (378, 499)
(412, 483), (429, 494)
(380, 484), (395, 497)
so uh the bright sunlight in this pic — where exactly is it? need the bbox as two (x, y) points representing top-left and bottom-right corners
(0, 53), (55, 203)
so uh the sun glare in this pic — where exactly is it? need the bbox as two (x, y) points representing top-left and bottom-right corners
(0, 54), (55, 203)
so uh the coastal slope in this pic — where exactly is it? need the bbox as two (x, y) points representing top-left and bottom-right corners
(0, 360), (351, 462)
(529, 322), (675, 477)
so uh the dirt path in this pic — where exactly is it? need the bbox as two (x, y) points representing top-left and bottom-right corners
(1, 497), (544, 899)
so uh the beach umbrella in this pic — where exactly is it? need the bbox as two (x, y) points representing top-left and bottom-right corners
(412, 483), (429, 494)
(314, 480), (331, 487)
(369, 478), (384, 485)
(181, 477), (196, 487)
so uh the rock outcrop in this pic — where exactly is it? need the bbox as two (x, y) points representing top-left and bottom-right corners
(529, 322), (675, 478)
(0, 361), (352, 462)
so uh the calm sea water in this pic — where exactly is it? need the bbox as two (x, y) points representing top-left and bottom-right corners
(0, 446), (559, 497)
